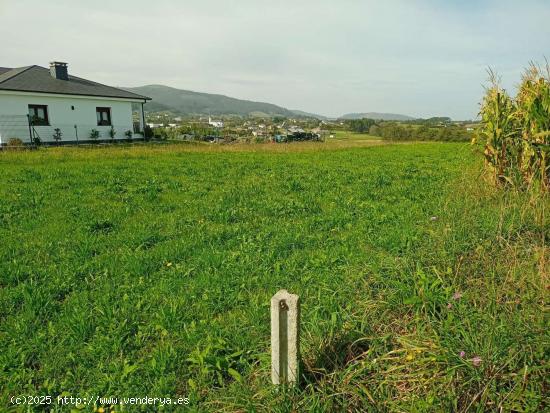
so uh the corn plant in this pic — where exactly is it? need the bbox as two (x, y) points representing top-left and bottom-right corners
(514, 63), (550, 191)
(479, 63), (550, 192)
(479, 69), (518, 186)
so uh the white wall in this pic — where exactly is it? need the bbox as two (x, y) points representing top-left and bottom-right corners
(0, 91), (142, 143)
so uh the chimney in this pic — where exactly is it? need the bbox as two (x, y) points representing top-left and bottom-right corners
(49, 61), (69, 80)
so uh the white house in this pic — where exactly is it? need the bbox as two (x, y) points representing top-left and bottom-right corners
(208, 117), (224, 128)
(0, 62), (150, 144)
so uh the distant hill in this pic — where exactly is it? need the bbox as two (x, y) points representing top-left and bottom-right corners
(124, 85), (416, 120)
(290, 109), (327, 120)
(340, 112), (415, 121)
(125, 85), (323, 118)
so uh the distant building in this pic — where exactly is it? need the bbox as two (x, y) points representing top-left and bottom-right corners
(208, 117), (224, 128)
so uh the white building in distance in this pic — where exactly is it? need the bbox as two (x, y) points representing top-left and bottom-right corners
(208, 117), (224, 128)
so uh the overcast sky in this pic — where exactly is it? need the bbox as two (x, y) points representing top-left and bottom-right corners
(1, 0), (549, 119)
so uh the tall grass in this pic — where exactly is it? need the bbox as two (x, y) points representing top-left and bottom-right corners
(479, 63), (550, 192)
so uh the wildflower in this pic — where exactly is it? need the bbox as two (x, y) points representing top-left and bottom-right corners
(471, 356), (482, 367)
(452, 291), (462, 300)
(447, 303), (453, 309)
(430, 216), (438, 222)
(459, 351), (466, 358)
(166, 262), (173, 267)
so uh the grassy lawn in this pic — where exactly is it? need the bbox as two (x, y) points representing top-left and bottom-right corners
(0, 142), (547, 411)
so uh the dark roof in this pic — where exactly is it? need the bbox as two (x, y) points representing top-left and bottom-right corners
(0, 65), (150, 101)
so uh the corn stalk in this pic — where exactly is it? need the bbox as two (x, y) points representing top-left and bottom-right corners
(479, 70), (518, 186)
(479, 63), (550, 192)
(514, 63), (550, 191)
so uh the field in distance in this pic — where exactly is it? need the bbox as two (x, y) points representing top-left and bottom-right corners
(0, 141), (546, 411)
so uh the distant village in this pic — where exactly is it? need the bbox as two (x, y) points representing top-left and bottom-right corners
(141, 111), (477, 143)
(143, 112), (335, 143)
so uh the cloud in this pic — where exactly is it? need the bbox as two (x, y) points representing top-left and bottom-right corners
(1, 0), (548, 119)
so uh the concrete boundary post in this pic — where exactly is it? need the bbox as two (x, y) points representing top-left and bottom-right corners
(271, 289), (300, 385)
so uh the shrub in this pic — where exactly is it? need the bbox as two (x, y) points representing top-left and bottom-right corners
(125, 130), (133, 141)
(144, 125), (153, 141)
(222, 135), (237, 144)
(5, 138), (25, 150)
(153, 128), (171, 140)
(89, 129), (100, 141)
(32, 135), (41, 146)
(53, 128), (63, 145)
(109, 126), (116, 141)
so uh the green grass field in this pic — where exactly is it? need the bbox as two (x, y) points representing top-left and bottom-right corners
(330, 130), (381, 142)
(0, 141), (547, 412)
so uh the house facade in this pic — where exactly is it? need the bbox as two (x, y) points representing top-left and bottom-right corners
(0, 62), (150, 144)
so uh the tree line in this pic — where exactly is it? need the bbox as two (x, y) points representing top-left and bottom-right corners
(345, 118), (473, 142)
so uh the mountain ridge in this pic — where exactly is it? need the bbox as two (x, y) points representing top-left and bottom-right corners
(125, 84), (311, 118)
(125, 85), (413, 121)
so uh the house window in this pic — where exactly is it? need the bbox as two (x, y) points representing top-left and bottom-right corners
(96, 107), (112, 126)
(28, 104), (49, 126)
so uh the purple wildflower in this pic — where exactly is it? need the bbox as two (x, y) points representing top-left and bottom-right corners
(452, 291), (462, 300)
(459, 351), (466, 358)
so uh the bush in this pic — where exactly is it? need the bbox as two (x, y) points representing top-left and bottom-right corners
(89, 129), (100, 141)
(5, 138), (25, 150)
(153, 128), (170, 140)
(144, 125), (153, 141)
(53, 128), (63, 145)
(222, 135), (238, 144)
(32, 135), (41, 146)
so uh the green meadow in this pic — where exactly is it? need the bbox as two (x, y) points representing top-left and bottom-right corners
(0, 141), (547, 412)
